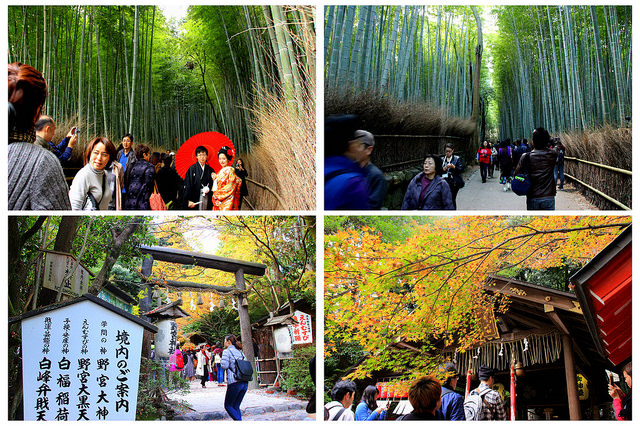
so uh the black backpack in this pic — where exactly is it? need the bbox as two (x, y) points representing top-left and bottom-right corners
(231, 351), (253, 382)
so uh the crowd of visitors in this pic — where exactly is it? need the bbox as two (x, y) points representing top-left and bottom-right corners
(325, 114), (565, 211)
(325, 364), (509, 421)
(326, 361), (631, 421)
(167, 336), (253, 420)
(8, 62), (248, 211)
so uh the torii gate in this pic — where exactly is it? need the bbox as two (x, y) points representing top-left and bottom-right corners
(139, 245), (267, 389)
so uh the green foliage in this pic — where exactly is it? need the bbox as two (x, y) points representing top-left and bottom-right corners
(75, 217), (156, 272)
(324, 335), (365, 388)
(281, 345), (316, 398)
(181, 308), (240, 344)
(510, 258), (582, 291)
(136, 358), (191, 420)
(325, 216), (433, 244)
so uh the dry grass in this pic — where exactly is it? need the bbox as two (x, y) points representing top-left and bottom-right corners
(245, 86), (316, 210)
(325, 87), (475, 138)
(561, 125), (632, 209)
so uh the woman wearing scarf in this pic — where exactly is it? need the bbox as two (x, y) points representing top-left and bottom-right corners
(196, 345), (212, 388)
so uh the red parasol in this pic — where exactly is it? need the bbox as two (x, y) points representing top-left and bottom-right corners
(174, 132), (235, 178)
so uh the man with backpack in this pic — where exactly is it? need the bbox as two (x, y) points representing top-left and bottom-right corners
(437, 363), (465, 420)
(325, 380), (356, 420)
(464, 365), (506, 420)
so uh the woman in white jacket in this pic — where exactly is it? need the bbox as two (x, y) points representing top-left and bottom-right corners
(195, 345), (212, 388)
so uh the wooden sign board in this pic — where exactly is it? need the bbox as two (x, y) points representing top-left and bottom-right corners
(42, 251), (92, 298)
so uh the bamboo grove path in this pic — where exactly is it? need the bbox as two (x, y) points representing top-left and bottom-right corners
(456, 168), (596, 210)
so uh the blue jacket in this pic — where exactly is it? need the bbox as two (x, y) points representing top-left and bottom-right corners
(48, 136), (73, 165)
(325, 155), (370, 210)
(355, 401), (386, 421)
(401, 173), (454, 210)
(437, 386), (465, 420)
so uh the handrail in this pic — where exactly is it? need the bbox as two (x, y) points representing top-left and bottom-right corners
(564, 172), (630, 210)
(246, 178), (287, 210)
(564, 156), (632, 176)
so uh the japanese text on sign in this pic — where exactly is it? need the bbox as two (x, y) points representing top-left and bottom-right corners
(289, 310), (312, 344)
(21, 300), (143, 420)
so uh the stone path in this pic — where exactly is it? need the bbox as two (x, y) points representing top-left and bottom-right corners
(168, 380), (310, 421)
(456, 166), (596, 211)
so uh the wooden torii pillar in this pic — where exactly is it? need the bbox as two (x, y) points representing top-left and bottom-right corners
(139, 245), (267, 389)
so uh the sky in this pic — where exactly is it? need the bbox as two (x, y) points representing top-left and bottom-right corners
(151, 216), (220, 254)
(159, 3), (189, 29)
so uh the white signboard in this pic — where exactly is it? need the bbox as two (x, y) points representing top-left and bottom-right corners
(289, 310), (313, 344)
(21, 300), (144, 420)
(42, 251), (92, 297)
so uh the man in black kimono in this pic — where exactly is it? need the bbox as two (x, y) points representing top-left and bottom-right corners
(183, 145), (214, 209)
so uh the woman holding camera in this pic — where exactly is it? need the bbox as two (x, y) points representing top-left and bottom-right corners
(355, 385), (387, 420)
(609, 362), (632, 420)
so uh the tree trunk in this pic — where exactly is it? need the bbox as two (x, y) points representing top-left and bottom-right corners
(53, 216), (80, 252)
(128, 5), (139, 133)
(89, 217), (143, 295)
(470, 6), (483, 146)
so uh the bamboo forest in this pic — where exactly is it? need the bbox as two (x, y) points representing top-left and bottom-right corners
(9, 5), (316, 210)
(324, 5), (632, 210)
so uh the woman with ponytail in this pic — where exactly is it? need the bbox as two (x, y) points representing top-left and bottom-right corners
(220, 334), (249, 420)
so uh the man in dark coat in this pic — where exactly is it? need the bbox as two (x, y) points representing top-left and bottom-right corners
(355, 130), (387, 210)
(183, 145), (214, 209)
(156, 153), (183, 208)
(514, 127), (558, 210)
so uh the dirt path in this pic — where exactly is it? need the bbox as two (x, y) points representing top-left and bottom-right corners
(456, 166), (596, 211)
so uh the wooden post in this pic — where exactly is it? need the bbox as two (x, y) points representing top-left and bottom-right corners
(140, 256), (154, 358)
(562, 334), (582, 420)
(235, 268), (257, 389)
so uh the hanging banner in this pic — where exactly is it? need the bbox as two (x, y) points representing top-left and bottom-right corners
(21, 299), (144, 420)
(289, 310), (313, 344)
(42, 251), (92, 297)
(155, 319), (178, 358)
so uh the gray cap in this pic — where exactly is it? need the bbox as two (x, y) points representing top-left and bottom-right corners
(353, 130), (375, 147)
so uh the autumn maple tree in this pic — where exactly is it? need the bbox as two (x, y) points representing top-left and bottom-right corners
(325, 216), (630, 379)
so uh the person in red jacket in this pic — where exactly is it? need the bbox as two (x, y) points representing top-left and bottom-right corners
(476, 141), (492, 183)
(609, 362), (632, 420)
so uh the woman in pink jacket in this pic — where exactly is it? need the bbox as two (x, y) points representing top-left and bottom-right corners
(609, 362), (632, 420)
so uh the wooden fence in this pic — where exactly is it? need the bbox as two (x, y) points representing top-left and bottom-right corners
(564, 156), (631, 210)
(372, 134), (473, 172)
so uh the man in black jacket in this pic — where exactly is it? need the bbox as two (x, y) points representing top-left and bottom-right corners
(183, 146), (214, 209)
